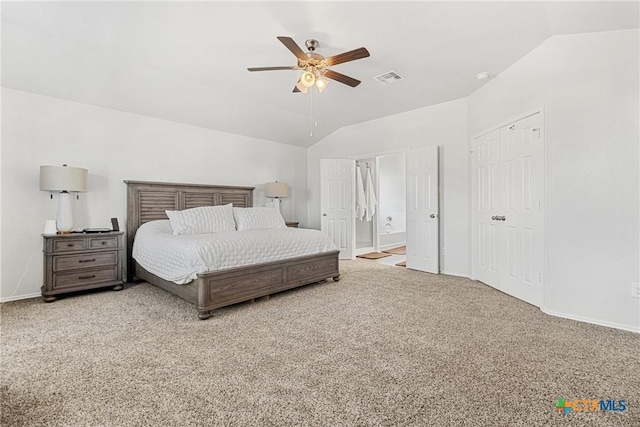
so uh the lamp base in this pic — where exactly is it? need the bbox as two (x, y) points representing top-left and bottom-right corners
(56, 191), (74, 233)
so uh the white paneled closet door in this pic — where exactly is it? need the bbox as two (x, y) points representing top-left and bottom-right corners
(475, 129), (503, 291)
(473, 112), (543, 307)
(500, 114), (543, 306)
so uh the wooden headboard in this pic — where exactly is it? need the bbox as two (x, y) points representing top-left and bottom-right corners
(124, 180), (254, 281)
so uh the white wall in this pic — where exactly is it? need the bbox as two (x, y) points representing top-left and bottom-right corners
(468, 29), (640, 331)
(0, 89), (308, 300)
(308, 98), (469, 276)
(378, 153), (406, 232)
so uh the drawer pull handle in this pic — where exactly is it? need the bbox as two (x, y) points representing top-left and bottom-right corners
(67, 244), (75, 247)
(78, 259), (96, 263)
(101, 242), (107, 245)
(78, 275), (96, 280)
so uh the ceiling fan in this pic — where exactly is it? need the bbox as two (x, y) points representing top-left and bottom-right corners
(248, 36), (370, 93)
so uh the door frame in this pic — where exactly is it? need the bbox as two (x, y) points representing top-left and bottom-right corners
(470, 106), (546, 305)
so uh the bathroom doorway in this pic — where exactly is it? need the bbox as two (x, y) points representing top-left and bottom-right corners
(376, 153), (406, 266)
(353, 153), (406, 266)
(354, 158), (377, 256)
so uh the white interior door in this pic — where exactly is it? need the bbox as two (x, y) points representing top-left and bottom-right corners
(321, 159), (355, 260)
(472, 111), (543, 308)
(500, 114), (543, 306)
(474, 129), (503, 290)
(405, 147), (439, 273)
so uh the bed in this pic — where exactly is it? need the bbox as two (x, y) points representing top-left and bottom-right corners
(125, 180), (340, 319)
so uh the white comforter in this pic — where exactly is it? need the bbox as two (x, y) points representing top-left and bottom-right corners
(133, 220), (338, 284)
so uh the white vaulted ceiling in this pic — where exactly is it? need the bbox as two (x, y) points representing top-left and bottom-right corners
(2, 1), (638, 147)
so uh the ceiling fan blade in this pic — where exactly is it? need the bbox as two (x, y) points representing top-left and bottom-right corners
(322, 69), (361, 87)
(324, 47), (370, 66)
(277, 36), (309, 62)
(247, 66), (296, 72)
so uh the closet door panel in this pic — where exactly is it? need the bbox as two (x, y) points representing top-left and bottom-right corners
(500, 114), (542, 306)
(475, 130), (501, 287)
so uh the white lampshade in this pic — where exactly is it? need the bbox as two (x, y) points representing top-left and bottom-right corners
(265, 182), (288, 198)
(300, 71), (316, 88)
(295, 79), (308, 93)
(40, 165), (88, 192)
(315, 76), (329, 92)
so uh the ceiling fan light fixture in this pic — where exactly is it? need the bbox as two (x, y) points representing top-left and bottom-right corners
(295, 79), (308, 93)
(301, 71), (316, 88)
(315, 76), (329, 92)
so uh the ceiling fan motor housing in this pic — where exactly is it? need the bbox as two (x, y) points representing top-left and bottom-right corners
(305, 39), (319, 52)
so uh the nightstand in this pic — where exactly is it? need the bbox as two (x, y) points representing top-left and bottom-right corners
(42, 231), (125, 302)
(285, 221), (299, 228)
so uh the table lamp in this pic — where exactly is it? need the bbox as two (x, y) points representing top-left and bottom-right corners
(40, 164), (88, 233)
(264, 181), (288, 212)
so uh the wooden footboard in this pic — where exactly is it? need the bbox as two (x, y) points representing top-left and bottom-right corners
(135, 251), (340, 319)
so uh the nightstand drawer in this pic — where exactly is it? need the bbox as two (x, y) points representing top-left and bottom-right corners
(53, 251), (117, 272)
(53, 267), (118, 289)
(89, 236), (118, 249)
(53, 238), (88, 253)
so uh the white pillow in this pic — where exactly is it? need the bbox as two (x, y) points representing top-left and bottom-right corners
(233, 207), (286, 231)
(165, 204), (235, 235)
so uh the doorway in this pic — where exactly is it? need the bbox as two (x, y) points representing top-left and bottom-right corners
(355, 158), (377, 256)
(375, 153), (407, 266)
(321, 147), (440, 274)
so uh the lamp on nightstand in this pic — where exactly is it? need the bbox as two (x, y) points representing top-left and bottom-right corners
(264, 181), (288, 213)
(40, 164), (88, 233)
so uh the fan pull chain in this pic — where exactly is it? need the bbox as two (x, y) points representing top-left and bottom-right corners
(309, 86), (314, 136)
(309, 85), (320, 137)
(314, 86), (319, 128)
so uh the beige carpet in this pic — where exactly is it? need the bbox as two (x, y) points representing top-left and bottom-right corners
(2, 260), (639, 426)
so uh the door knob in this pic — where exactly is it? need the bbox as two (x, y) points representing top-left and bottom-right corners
(430, 214), (435, 218)
(322, 213), (327, 217)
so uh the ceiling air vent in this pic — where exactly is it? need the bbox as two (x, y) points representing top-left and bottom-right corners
(375, 70), (403, 85)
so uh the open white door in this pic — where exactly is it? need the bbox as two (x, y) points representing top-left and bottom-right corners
(405, 147), (439, 273)
(321, 159), (355, 260)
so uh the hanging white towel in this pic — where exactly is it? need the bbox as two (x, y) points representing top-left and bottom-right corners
(355, 164), (366, 220)
(365, 166), (377, 222)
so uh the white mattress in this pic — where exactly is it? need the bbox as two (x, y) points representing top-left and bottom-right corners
(132, 220), (338, 284)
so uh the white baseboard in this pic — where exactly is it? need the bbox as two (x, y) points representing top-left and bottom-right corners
(440, 271), (468, 278)
(379, 242), (406, 252)
(1, 292), (41, 303)
(355, 246), (375, 256)
(541, 308), (640, 334)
